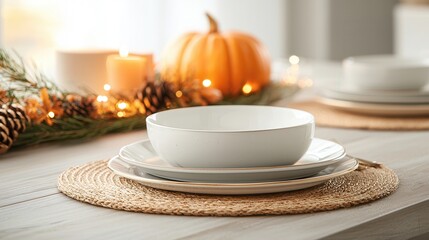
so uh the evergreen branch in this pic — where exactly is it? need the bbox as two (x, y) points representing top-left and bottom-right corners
(0, 49), (65, 104)
(13, 115), (147, 148)
(11, 82), (298, 148)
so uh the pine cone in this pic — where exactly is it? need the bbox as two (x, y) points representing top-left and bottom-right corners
(135, 82), (175, 115)
(0, 90), (8, 104)
(63, 95), (96, 118)
(0, 104), (30, 154)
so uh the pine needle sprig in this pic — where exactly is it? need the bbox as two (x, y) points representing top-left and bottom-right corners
(0, 49), (64, 105)
(13, 115), (147, 148)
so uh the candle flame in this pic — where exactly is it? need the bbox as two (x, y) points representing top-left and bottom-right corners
(119, 48), (129, 57)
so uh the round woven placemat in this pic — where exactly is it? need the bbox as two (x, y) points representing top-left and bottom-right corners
(58, 160), (399, 217)
(289, 100), (429, 130)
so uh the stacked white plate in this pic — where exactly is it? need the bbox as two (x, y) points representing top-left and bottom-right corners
(109, 138), (358, 195)
(319, 86), (429, 116)
(318, 55), (429, 116)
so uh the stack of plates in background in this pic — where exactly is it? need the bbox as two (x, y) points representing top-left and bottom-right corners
(318, 55), (429, 116)
(319, 86), (429, 116)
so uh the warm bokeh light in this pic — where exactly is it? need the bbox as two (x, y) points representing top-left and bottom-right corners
(289, 55), (300, 65)
(175, 90), (183, 98)
(298, 78), (314, 88)
(117, 111), (125, 118)
(119, 48), (128, 57)
(117, 101), (128, 110)
(97, 95), (108, 102)
(202, 79), (212, 87)
(242, 83), (253, 94)
(281, 77), (297, 86)
(103, 84), (111, 91)
(47, 111), (55, 118)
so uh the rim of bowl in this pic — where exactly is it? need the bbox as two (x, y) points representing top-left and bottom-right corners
(146, 105), (314, 133)
(343, 55), (429, 69)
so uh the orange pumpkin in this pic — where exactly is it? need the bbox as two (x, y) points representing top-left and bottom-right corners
(161, 13), (271, 97)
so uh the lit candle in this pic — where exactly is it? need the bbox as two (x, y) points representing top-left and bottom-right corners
(138, 53), (154, 82)
(106, 48), (148, 96)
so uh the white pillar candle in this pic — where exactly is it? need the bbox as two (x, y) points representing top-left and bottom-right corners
(106, 49), (148, 96)
(139, 53), (154, 82)
(55, 50), (116, 94)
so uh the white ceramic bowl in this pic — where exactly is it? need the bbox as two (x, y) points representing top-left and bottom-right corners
(343, 55), (429, 91)
(146, 105), (314, 168)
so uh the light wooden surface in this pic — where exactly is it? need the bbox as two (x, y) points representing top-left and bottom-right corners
(1, 115), (428, 239)
(1, 86), (429, 239)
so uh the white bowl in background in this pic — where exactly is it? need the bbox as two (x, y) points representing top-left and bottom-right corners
(146, 105), (314, 168)
(343, 55), (429, 91)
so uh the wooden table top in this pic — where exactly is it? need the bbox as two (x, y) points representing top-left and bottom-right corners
(1, 91), (429, 239)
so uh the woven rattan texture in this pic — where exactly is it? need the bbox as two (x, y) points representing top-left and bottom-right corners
(58, 160), (399, 216)
(288, 100), (429, 130)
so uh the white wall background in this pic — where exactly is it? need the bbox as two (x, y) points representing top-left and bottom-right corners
(56, 0), (289, 58)
(288, 0), (398, 60)
(1, 0), (288, 75)
(395, 4), (429, 57)
(1, 0), (399, 75)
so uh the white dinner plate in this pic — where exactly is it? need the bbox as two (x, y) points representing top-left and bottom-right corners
(318, 97), (429, 117)
(320, 86), (429, 104)
(119, 138), (346, 183)
(108, 156), (358, 195)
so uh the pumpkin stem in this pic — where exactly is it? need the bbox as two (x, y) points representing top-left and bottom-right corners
(206, 12), (218, 33)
